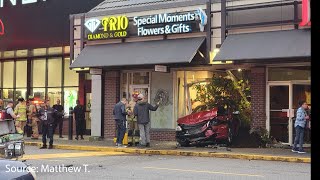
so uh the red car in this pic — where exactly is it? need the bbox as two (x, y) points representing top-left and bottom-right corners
(176, 105), (240, 147)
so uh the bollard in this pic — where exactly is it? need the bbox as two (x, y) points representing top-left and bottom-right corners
(68, 107), (73, 140)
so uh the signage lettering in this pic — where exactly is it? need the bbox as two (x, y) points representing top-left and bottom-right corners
(0, 0), (46, 8)
(0, 19), (4, 36)
(155, 65), (168, 73)
(300, 0), (311, 26)
(133, 8), (207, 36)
(85, 15), (129, 41)
(101, 16), (128, 32)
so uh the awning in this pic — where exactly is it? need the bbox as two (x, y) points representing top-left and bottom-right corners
(70, 37), (205, 68)
(214, 29), (310, 61)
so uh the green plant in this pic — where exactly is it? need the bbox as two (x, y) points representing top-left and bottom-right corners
(249, 127), (272, 146)
(193, 73), (251, 127)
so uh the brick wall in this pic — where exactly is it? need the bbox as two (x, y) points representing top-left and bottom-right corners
(250, 67), (266, 129)
(104, 71), (120, 138)
(150, 130), (176, 141)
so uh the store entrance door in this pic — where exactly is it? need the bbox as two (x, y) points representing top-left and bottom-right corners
(267, 81), (311, 146)
(129, 85), (150, 102)
(268, 83), (290, 144)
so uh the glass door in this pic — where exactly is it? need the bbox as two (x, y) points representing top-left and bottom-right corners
(268, 84), (290, 143)
(268, 82), (311, 145)
(129, 85), (150, 102)
(292, 83), (311, 145)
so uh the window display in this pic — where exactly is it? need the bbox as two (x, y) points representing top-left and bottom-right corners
(64, 88), (78, 116)
(47, 88), (62, 107)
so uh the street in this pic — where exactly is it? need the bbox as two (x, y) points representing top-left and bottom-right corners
(14, 146), (310, 180)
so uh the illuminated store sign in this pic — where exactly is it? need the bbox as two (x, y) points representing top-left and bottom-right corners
(0, 19), (4, 36)
(85, 16), (129, 40)
(133, 8), (207, 36)
(0, 0), (47, 8)
(300, 0), (311, 26)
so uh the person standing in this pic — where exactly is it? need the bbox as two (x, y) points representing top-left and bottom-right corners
(73, 100), (86, 140)
(14, 97), (28, 134)
(113, 98), (128, 147)
(127, 94), (139, 137)
(27, 96), (39, 139)
(292, 100), (310, 154)
(53, 99), (64, 138)
(134, 94), (159, 148)
(39, 100), (62, 149)
(4, 100), (19, 120)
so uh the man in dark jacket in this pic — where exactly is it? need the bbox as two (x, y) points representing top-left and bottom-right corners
(73, 100), (86, 140)
(134, 94), (159, 147)
(113, 98), (128, 147)
(53, 99), (64, 138)
(39, 100), (62, 149)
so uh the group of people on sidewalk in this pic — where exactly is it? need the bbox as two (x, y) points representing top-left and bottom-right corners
(2, 97), (86, 149)
(113, 93), (159, 148)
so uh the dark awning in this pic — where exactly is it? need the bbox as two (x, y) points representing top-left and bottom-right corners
(70, 37), (205, 68)
(214, 29), (310, 61)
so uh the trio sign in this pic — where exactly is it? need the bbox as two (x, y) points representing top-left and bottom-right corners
(85, 15), (129, 40)
(84, 8), (207, 41)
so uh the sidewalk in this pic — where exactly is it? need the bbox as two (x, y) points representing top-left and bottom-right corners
(24, 135), (311, 163)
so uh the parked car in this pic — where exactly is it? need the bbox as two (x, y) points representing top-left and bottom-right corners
(176, 105), (240, 147)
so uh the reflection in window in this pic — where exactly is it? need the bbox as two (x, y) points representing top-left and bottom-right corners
(64, 58), (79, 86)
(176, 71), (215, 117)
(32, 59), (46, 87)
(133, 72), (149, 84)
(16, 60), (27, 88)
(187, 71), (213, 113)
(121, 73), (128, 99)
(47, 88), (62, 107)
(64, 88), (78, 116)
(15, 89), (27, 100)
(3, 62), (14, 88)
(176, 71), (185, 118)
(3, 89), (14, 99)
(32, 88), (45, 100)
(48, 58), (62, 87)
(268, 67), (311, 81)
(48, 47), (63, 55)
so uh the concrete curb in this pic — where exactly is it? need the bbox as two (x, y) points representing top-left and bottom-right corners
(25, 142), (311, 163)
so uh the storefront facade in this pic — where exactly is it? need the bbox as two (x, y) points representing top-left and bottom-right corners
(215, 0), (311, 146)
(70, 0), (310, 145)
(0, 0), (105, 135)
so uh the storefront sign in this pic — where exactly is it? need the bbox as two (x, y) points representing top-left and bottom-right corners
(133, 8), (207, 36)
(154, 65), (168, 73)
(90, 68), (102, 75)
(0, 0), (47, 8)
(85, 16), (129, 41)
(300, 0), (311, 26)
(0, 19), (4, 36)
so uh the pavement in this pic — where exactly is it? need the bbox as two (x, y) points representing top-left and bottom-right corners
(23, 135), (311, 164)
(20, 146), (311, 180)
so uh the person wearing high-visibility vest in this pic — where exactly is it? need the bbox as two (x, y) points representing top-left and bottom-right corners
(14, 97), (28, 134)
(27, 96), (39, 139)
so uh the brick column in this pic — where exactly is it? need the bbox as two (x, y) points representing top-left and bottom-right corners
(104, 71), (120, 138)
(250, 67), (266, 129)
